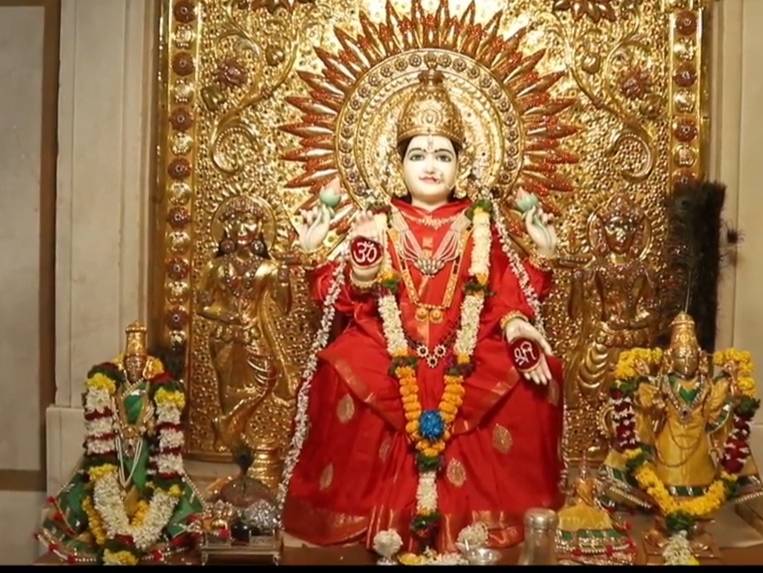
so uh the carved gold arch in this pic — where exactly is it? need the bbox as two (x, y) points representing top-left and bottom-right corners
(150, 0), (712, 463)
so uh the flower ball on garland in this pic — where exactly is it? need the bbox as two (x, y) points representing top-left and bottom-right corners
(608, 347), (761, 535)
(376, 200), (494, 543)
(36, 356), (203, 565)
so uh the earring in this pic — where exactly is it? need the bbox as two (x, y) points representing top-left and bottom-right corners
(220, 238), (235, 254)
(454, 186), (467, 199)
(250, 239), (267, 256)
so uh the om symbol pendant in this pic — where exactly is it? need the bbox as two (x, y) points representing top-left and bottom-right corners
(508, 337), (542, 374)
(350, 236), (383, 267)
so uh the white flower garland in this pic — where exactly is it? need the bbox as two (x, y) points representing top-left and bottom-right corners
(81, 365), (185, 558)
(277, 256), (347, 520)
(377, 206), (491, 518)
(277, 197), (550, 537)
(662, 531), (700, 565)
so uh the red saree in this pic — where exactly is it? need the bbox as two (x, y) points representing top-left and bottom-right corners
(283, 198), (564, 552)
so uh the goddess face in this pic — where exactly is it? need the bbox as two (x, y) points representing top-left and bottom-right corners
(401, 134), (458, 208)
(671, 345), (699, 378)
(124, 354), (147, 384)
(228, 213), (262, 247)
(602, 216), (636, 255)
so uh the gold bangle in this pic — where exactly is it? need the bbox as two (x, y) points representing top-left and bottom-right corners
(350, 271), (376, 292)
(527, 253), (554, 272)
(500, 311), (529, 332)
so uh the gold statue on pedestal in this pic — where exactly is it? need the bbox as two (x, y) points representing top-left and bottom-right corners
(198, 195), (295, 488)
(598, 312), (763, 564)
(37, 322), (203, 565)
(556, 454), (635, 565)
(565, 193), (655, 413)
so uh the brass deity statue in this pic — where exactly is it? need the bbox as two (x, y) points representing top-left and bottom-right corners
(198, 195), (294, 481)
(556, 454), (634, 564)
(599, 312), (763, 559)
(37, 322), (203, 565)
(564, 193), (655, 415)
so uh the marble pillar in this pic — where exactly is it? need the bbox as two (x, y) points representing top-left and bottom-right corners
(0, 3), (49, 564)
(46, 0), (157, 496)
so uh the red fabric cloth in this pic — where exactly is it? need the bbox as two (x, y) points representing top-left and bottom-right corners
(283, 198), (564, 552)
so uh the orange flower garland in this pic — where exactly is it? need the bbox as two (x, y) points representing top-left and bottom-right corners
(375, 201), (492, 536)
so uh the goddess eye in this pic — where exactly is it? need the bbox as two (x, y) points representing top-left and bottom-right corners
(408, 152), (425, 161)
(436, 154), (453, 162)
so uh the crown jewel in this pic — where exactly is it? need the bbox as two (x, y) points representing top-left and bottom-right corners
(397, 66), (465, 147)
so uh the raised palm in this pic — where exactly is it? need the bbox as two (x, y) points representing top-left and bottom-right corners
(297, 204), (332, 252)
(524, 206), (558, 257)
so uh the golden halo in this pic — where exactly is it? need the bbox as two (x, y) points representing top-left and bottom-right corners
(344, 50), (515, 202)
(281, 0), (578, 215)
(211, 194), (277, 251)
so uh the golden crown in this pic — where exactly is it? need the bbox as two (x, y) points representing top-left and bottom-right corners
(599, 193), (643, 225)
(219, 196), (263, 223)
(397, 67), (465, 147)
(124, 321), (148, 357)
(669, 312), (699, 351)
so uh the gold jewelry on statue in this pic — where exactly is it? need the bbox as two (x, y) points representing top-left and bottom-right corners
(500, 311), (529, 332)
(397, 65), (465, 147)
(528, 252), (555, 272)
(350, 271), (376, 292)
(124, 321), (148, 357)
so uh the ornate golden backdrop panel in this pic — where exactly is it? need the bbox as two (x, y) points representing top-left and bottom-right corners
(151, 0), (711, 462)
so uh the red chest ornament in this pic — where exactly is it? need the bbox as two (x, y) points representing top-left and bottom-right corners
(350, 236), (383, 268)
(508, 337), (542, 374)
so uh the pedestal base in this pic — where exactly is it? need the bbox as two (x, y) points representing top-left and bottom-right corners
(735, 497), (763, 537)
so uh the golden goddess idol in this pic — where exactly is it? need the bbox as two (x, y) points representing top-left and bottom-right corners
(281, 69), (564, 553)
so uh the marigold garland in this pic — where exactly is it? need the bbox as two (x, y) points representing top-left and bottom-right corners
(374, 200), (494, 538)
(609, 347), (761, 533)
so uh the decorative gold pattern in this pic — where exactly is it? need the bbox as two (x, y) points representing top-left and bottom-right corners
(152, 0), (711, 463)
(559, 192), (656, 455)
(336, 394), (355, 423)
(668, 1), (708, 186)
(492, 424), (513, 454)
(446, 458), (467, 487)
(319, 463), (334, 491)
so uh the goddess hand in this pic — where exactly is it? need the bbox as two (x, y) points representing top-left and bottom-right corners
(504, 318), (554, 385)
(524, 206), (558, 258)
(297, 203), (332, 252)
(349, 210), (385, 281)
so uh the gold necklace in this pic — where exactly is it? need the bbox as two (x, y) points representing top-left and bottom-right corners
(400, 211), (459, 229)
(388, 228), (470, 324)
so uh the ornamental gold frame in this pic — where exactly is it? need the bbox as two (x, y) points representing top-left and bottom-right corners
(149, 0), (714, 463)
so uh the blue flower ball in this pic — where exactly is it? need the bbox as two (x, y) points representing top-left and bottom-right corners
(419, 410), (445, 441)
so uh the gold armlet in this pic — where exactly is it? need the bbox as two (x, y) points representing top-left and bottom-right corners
(500, 311), (529, 332)
(527, 253), (555, 272)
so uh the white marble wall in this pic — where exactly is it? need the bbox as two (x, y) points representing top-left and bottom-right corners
(709, 0), (763, 462)
(0, 4), (48, 565)
(0, 4), (44, 477)
(45, 0), (157, 511)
